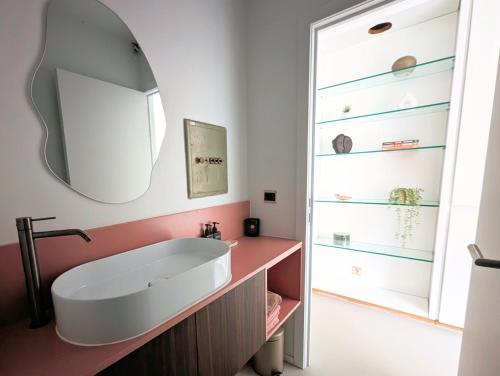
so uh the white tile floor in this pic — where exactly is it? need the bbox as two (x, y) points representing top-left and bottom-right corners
(238, 293), (462, 376)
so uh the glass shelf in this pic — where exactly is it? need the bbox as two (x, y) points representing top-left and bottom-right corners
(316, 145), (445, 157)
(317, 56), (455, 98)
(314, 198), (439, 207)
(316, 102), (450, 127)
(314, 237), (434, 262)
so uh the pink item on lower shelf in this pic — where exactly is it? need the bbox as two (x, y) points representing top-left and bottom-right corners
(267, 291), (282, 332)
(266, 306), (281, 333)
(267, 315), (280, 330)
(267, 306), (281, 322)
(267, 291), (282, 316)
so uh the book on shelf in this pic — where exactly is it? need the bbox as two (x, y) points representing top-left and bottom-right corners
(382, 139), (419, 150)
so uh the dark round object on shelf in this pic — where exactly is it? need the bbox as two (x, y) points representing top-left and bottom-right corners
(332, 134), (353, 153)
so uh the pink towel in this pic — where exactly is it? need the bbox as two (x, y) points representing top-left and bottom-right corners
(267, 291), (282, 316)
(266, 305), (281, 332)
(267, 315), (279, 330)
(266, 291), (282, 332)
(267, 306), (280, 322)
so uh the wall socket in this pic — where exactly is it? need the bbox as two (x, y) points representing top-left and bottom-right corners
(351, 266), (362, 276)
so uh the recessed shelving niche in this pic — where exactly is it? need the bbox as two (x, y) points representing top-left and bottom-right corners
(311, 1), (460, 318)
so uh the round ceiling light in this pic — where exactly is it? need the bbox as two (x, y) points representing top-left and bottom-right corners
(368, 22), (392, 34)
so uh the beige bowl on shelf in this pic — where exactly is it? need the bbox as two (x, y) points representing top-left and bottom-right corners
(335, 194), (352, 201)
(392, 55), (417, 77)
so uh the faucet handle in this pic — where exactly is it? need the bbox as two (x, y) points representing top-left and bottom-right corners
(16, 216), (56, 231)
(32, 216), (56, 222)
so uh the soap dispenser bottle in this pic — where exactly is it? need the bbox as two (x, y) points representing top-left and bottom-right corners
(203, 223), (213, 238)
(211, 222), (221, 240)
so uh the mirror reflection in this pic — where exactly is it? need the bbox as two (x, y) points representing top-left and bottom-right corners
(32, 0), (166, 203)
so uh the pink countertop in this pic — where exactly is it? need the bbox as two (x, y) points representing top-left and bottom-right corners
(0, 236), (302, 376)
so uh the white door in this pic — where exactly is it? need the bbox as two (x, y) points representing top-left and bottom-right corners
(458, 59), (500, 375)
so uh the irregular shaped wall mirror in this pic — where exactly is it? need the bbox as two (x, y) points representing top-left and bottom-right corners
(32, 0), (166, 203)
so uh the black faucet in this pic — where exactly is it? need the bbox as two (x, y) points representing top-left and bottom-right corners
(15, 216), (92, 328)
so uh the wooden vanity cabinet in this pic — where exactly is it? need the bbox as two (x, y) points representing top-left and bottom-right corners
(98, 315), (198, 376)
(98, 271), (266, 376)
(196, 270), (266, 375)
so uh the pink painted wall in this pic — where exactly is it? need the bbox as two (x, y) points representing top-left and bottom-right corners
(0, 201), (249, 327)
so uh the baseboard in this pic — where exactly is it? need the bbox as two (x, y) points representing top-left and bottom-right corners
(312, 288), (463, 332)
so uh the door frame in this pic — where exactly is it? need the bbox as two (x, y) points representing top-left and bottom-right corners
(299, 0), (473, 367)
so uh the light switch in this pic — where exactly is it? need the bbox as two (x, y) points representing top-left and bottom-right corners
(184, 119), (228, 198)
(264, 190), (277, 203)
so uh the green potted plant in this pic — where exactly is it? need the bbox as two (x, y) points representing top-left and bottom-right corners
(388, 188), (423, 247)
(341, 104), (352, 118)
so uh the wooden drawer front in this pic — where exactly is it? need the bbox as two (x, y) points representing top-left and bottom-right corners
(196, 271), (266, 376)
(98, 315), (198, 376)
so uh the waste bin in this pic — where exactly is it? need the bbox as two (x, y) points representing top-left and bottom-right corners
(252, 327), (284, 376)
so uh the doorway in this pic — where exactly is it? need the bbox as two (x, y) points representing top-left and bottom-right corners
(303, 0), (473, 373)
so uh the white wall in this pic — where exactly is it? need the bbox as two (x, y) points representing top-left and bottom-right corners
(0, 0), (248, 244)
(246, 0), (364, 239)
(246, 0), (365, 366)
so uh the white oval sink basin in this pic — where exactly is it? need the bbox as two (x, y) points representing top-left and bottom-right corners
(51, 238), (231, 346)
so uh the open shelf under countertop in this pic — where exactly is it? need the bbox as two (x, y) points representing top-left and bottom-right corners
(266, 297), (301, 340)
